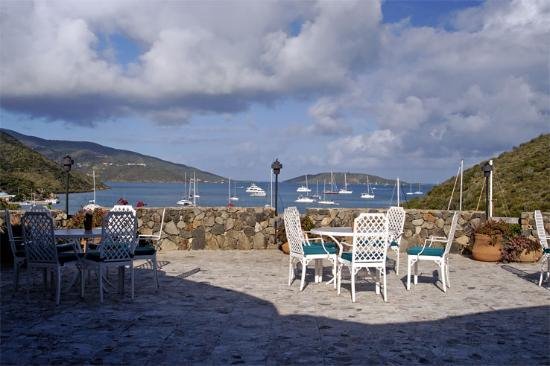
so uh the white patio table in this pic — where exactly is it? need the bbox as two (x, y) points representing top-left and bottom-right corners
(54, 228), (102, 252)
(309, 227), (354, 285)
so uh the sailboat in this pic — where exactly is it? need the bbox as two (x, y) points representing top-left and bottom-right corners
(311, 180), (321, 199)
(318, 180), (337, 205)
(177, 172), (195, 206)
(296, 175), (312, 193)
(406, 183), (414, 195)
(338, 172), (352, 194)
(89, 170), (96, 204)
(414, 183), (423, 195)
(83, 169), (101, 210)
(324, 171), (339, 194)
(360, 175), (375, 199)
(229, 178), (239, 202)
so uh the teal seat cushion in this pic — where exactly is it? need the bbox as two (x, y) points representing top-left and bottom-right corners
(303, 242), (337, 255)
(134, 245), (156, 256)
(390, 240), (399, 247)
(58, 252), (84, 265)
(85, 250), (133, 262)
(544, 248), (550, 254)
(57, 243), (77, 253)
(340, 252), (352, 262)
(407, 246), (445, 256)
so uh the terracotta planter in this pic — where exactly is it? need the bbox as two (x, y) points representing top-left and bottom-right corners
(280, 242), (290, 255)
(517, 248), (542, 262)
(472, 233), (502, 262)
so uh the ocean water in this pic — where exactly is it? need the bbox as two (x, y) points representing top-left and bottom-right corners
(53, 181), (431, 214)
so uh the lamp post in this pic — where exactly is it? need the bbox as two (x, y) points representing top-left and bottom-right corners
(482, 161), (493, 219)
(271, 159), (282, 246)
(63, 155), (74, 216)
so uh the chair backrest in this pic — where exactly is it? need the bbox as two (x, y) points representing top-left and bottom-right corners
(111, 205), (136, 216)
(534, 210), (548, 249)
(153, 208), (166, 240)
(387, 206), (406, 243)
(284, 207), (305, 256)
(100, 211), (137, 261)
(4, 210), (20, 259)
(352, 213), (388, 264)
(443, 211), (460, 256)
(27, 205), (51, 215)
(21, 211), (57, 264)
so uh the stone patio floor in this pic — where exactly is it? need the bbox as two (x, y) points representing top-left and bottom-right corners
(1, 250), (549, 365)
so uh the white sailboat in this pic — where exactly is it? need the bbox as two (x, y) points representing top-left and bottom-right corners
(83, 169), (101, 210)
(311, 180), (321, 199)
(414, 183), (423, 195)
(295, 195), (315, 203)
(229, 178), (239, 202)
(406, 183), (414, 195)
(360, 175), (375, 199)
(89, 169), (96, 204)
(338, 173), (352, 194)
(324, 171), (339, 194)
(318, 180), (337, 205)
(296, 175), (312, 193)
(177, 172), (195, 206)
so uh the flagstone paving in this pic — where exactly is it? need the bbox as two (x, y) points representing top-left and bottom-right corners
(1, 251), (549, 365)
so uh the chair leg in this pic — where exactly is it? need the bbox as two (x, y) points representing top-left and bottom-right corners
(445, 260), (451, 288)
(414, 261), (419, 285)
(55, 267), (61, 305)
(152, 255), (159, 289)
(382, 268), (387, 302)
(81, 266), (85, 298)
(407, 257), (411, 290)
(337, 263), (342, 295)
(99, 266), (104, 303)
(375, 268), (381, 295)
(300, 260), (307, 291)
(351, 268), (356, 302)
(332, 258), (337, 289)
(130, 264), (134, 300)
(288, 257), (294, 286)
(440, 262), (447, 293)
(14, 264), (20, 291)
(395, 249), (400, 275)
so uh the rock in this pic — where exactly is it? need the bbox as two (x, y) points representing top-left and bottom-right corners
(140, 228), (153, 236)
(211, 223), (225, 235)
(204, 215), (215, 227)
(435, 218), (445, 229)
(147, 220), (155, 229)
(412, 219), (424, 226)
(176, 220), (186, 229)
(164, 221), (179, 235)
(255, 222), (262, 233)
(456, 235), (469, 246)
(321, 217), (332, 226)
(415, 226), (422, 235)
(423, 213), (436, 223)
(160, 238), (178, 251)
(243, 227), (255, 237)
(423, 222), (435, 230)
(191, 227), (206, 249)
(404, 229), (413, 238)
(253, 233), (265, 249)
(215, 216), (224, 225)
(225, 218), (235, 231)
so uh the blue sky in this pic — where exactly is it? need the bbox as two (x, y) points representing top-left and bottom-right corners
(1, 0), (548, 182)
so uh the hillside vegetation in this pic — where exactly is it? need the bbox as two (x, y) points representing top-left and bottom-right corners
(1, 129), (225, 183)
(406, 134), (550, 216)
(285, 172), (404, 186)
(0, 132), (103, 200)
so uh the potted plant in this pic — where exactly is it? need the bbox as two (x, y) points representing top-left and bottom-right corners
(501, 235), (542, 263)
(471, 220), (518, 262)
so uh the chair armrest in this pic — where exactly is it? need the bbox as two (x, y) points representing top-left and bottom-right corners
(304, 231), (324, 243)
(425, 236), (447, 247)
(138, 234), (161, 240)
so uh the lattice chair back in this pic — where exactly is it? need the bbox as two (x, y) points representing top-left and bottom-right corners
(284, 207), (305, 256)
(534, 210), (548, 249)
(111, 205), (137, 216)
(443, 212), (460, 256)
(387, 206), (406, 243)
(100, 211), (137, 261)
(21, 212), (57, 264)
(27, 205), (51, 215)
(352, 213), (388, 264)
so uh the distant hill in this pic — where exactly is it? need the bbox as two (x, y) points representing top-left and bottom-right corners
(1, 129), (225, 183)
(406, 134), (550, 216)
(0, 132), (104, 200)
(284, 173), (405, 186)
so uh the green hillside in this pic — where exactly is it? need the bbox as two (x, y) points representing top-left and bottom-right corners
(0, 132), (103, 200)
(1, 129), (225, 183)
(406, 134), (550, 216)
(285, 172), (405, 186)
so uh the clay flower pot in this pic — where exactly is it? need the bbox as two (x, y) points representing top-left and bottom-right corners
(517, 248), (542, 262)
(472, 233), (503, 262)
(280, 242), (290, 255)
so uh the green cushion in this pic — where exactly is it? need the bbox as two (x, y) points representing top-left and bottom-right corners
(407, 246), (445, 256)
(57, 243), (77, 253)
(58, 252), (84, 265)
(390, 240), (399, 247)
(544, 248), (550, 254)
(303, 242), (337, 255)
(134, 245), (156, 256)
(85, 250), (133, 262)
(341, 252), (352, 262)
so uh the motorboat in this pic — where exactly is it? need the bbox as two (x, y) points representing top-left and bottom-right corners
(246, 183), (262, 193)
(296, 175), (312, 193)
(177, 199), (194, 206)
(295, 195), (315, 203)
(247, 183), (266, 197)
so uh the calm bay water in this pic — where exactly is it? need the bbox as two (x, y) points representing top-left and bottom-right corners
(54, 181), (432, 214)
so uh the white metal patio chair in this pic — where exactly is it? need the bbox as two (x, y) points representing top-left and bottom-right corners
(83, 211), (138, 303)
(387, 206), (406, 275)
(21, 211), (83, 305)
(284, 207), (337, 291)
(135, 208), (166, 289)
(111, 204), (137, 215)
(534, 210), (549, 286)
(406, 211), (459, 292)
(4, 210), (26, 290)
(336, 213), (390, 302)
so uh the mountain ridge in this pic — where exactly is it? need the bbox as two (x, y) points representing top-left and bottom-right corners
(284, 173), (408, 186)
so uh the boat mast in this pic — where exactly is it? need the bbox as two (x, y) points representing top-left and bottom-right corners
(397, 177), (400, 207)
(193, 171), (197, 206)
(459, 160), (463, 211)
(489, 160), (493, 218)
(270, 169), (273, 208)
(92, 169), (96, 203)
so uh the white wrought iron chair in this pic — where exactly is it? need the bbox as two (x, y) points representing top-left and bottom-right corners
(111, 204), (136, 215)
(4, 210), (26, 290)
(406, 211), (459, 292)
(284, 207), (337, 291)
(387, 206), (406, 275)
(336, 213), (389, 302)
(534, 210), (549, 286)
(27, 205), (52, 215)
(21, 211), (83, 305)
(83, 211), (138, 302)
(135, 208), (166, 289)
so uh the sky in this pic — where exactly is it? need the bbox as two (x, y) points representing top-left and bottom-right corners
(0, 0), (548, 183)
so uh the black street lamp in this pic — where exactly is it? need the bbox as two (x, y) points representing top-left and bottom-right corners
(63, 155), (74, 216)
(482, 161), (492, 219)
(271, 159), (283, 215)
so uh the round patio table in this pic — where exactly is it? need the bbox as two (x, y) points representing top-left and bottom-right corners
(309, 227), (354, 286)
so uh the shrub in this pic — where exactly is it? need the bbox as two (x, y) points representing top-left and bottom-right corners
(501, 236), (541, 263)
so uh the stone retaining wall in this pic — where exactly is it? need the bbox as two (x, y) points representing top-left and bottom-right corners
(520, 211), (550, 238)
(2, 208), (548, 255)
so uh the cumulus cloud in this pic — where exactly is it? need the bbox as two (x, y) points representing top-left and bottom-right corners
(0, 0), (381, 124)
